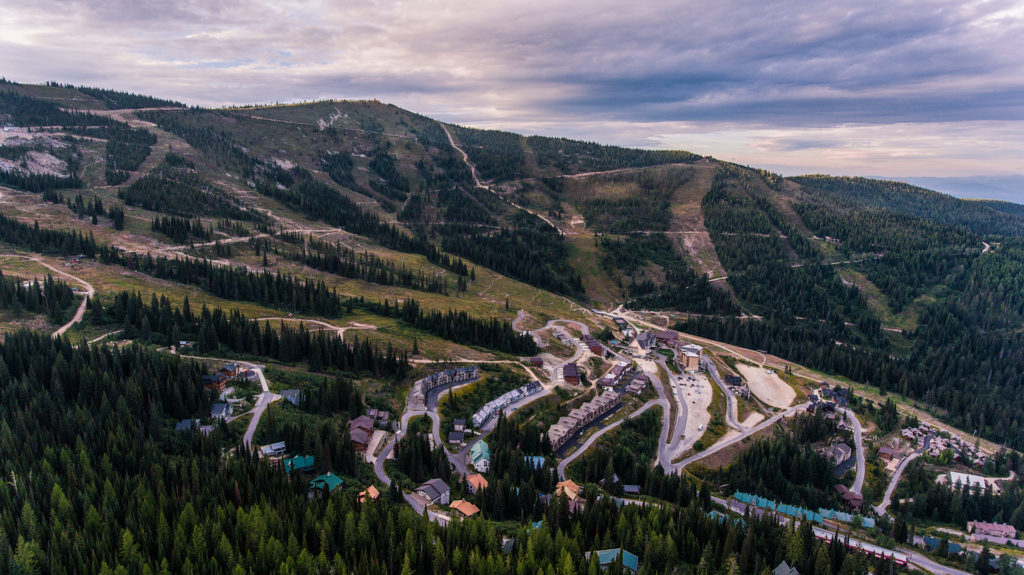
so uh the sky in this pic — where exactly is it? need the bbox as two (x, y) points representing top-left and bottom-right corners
(3, 0), (1024, 181)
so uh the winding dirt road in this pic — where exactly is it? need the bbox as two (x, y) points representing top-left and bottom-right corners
(0, 254), (95, 337)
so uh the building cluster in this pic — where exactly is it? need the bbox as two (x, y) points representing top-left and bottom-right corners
(723, 374), (750, 399)
(902, 424), (988, 467)
(202, 361), (253, 393)
(471, 380), (543, 428)
(348, 410), (392, 453)
(968, 521), (1016, 539)
(625, 373), (649, 396)
(731, 491), (874, 527)
(410, 366), (479, 410)
(582, 333), (604, 355)
(808, 382), (848, 408)
(598, 361), (631, 388)
(547, 390), (622, 451)
(612, 317), (635, 338)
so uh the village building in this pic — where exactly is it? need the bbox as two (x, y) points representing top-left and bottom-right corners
(450, 499), (480, 518)
(470, 441), (491, 473)
(968, 521), (1016, 539)
(562, 363), (581, 385)
(448, 431), (465, 445)
(467, 474), (489, 493)
(174, 419), (200, 432)
(284, 454), (315, 474)
(547, 390), (622, 450)
(555, 479), (582, 501)
(308, 473), (343, 496)
(210, 402), (232, 420)
(824, 442), (853, 466)
(358, 485), (380, 503)
(774, 561), (801, 575)
(678, 343), (703, 373)
(259, 441), (287, 458)
(280, 389), (302, 406)
(629, 332), (657, 355)
(453, 418), (466, 432)
(417, 478), (450, 505)
(348, 415), (375, 452)
(585, 548), (640, 574)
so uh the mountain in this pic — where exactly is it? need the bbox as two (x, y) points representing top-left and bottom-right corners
(897, 175), (1024, 204)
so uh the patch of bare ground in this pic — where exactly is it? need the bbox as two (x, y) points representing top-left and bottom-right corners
(692, 418), (783, 472)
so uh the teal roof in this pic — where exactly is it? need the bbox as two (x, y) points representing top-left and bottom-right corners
(531, 520), (543, 530)
(470, 441), (490, 459)
(309, 473), (343, 493)
(285, 455), (315, 473)
(591, 548), (639, 572)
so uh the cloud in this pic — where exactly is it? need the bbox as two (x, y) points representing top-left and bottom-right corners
(2, 0), (1024, 177)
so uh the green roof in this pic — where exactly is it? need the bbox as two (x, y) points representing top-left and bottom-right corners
(309, 473), (343, 493)
(589, 548), (639, 573)
(470, 441), (490, 462)
(285, 455), (315, 474)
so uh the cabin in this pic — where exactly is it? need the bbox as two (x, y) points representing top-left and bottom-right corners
(467, 474), (489, 494)
(308, 473), (343, 496)
(210, 403), (232, 420)
(417, 478), (450, 505)
(562, 362), (581, 385)
(450, 499), (480, 518)
(470, 441), (491, 473)
(284, 455), (315, 474)
(348, 415), (375, 452)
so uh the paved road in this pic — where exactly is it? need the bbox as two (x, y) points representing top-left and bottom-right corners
(702, 355), (745, 430)
(240, 364), (280, 450)
(671, 403), (810, 471)
(557, 399), (661, 480)
(875, 435), (932, 516)
(844, 408), (866, 494)
(0, 254), (96, 337)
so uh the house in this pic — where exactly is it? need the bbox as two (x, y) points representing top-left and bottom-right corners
(467, 474), (489, 494)
(417, 478), (450, 505)
(470, 441), (491, 473)
(585, 548), (640, 574)
(219, 362), (240, 378)
(583, 334), (604, 355)
(530, 356), (544, 367)
(629, 332), (657, 355)
(358, 485), (380, 503)
(281, 389), (302, 406)
(259, 441), (287, 458)
(174, 419), (200, 432)
(878, 446), (896, 461)
(774, 561), (801, 575)
(348, 415), (375, 452)
(308, 473), (343, 496)
(834, 484), (863, 509)
(448, 431), (465, 445)
(563, 363), (581, 385)
(501, 536), (515, 555)
(284, 455), (315, 474)
(556, 479), (582, 501)
(922, 535), (962, 555)
(210, 403), (232, 420)
(825, 442), (853, 465)
(968, 521), (1016, 539)
(654, 330), (677, 345)
(623, 484), (641, 496)
(202, 374), (227, 393)
(453, 418), (466, 432)
(450, 499), (480, 518)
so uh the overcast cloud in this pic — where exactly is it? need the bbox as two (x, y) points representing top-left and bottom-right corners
(3, 0), (1024, 179)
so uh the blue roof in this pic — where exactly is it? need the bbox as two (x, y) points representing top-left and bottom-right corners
(923, 536), (962, 554)
(592, 549), (639, 572)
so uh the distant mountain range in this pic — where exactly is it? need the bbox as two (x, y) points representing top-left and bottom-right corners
(895, 175), (1024, 203)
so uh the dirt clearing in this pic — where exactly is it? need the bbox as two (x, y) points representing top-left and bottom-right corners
(737, 364), (796, 409)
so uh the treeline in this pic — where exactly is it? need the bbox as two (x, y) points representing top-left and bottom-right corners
(0, 212), (98, 256)
(393, 417), (453, 485)
(74, 85), (185, 108)
(0, 169), (81, 193)
(600, 233), (738, 315)
(98, 250), (348, 317)
(288, 237), (457, 294)
(151, 215), (212, 243)
(793, 175), (1024, 237)
(118, 160), (265, 222)
(320, 151), (355, 188)
(92, 291), (410, 379)
(364, 296), (539, 355)
(368, 146), (409, 200)
(0, 269), (77, 321)
(448, 125), (526, 181)
(527, 135), (701, 174)
(440, 213), (584, 297)
(0, 89), (119, 128)
(69, 123), (157, 185)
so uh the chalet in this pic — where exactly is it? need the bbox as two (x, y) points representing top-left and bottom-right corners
(562, 362), (581, 385)
(308, 473), (343, 496)
(174, 419), (200, 432)
(878, 446), (896, 461)
(210, 403), (232, 420)
(968, 521), (1016, 539)
(556, 479), (582, 501)
(585, 548), (640, 574)
(450, 499), (480, 518)
(922, 536), (962, 555)
(629, 332), (657, 355)
(284, 454), (315, 474)
(467, 474), (489, 493)
(259, 441), (287, 458)
(219, 362), (241, 378)
(417, 478), (450, 505)
(202, 374), (227, 393)
(358, 485), (380, 503)
(470, 441), (491, 473)
(349, 415), (375, 452)
(583, 334), (604, 355)
(623, 484), (641, 496)
(453, 418), (466, 432)
(774, 561), (800, 575)
(448, 431), (465, 445)
(281, 389), (302, 406)
(833, 484), (863, 510)
(825, 442), (852, 465)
